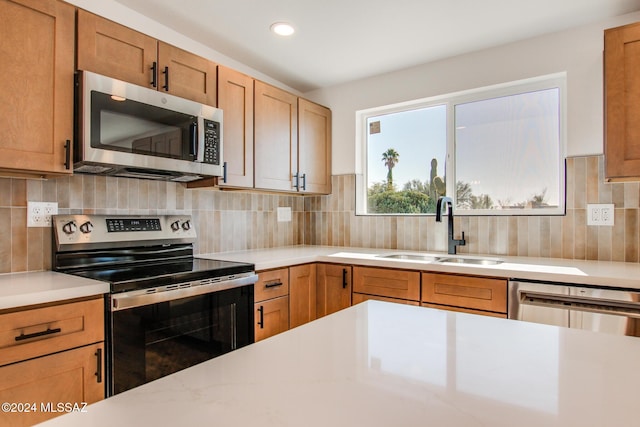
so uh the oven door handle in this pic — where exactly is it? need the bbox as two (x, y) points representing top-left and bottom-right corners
(111, 274), (258, 311)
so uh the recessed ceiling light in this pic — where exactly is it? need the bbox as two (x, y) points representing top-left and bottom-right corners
(270, 22), (295, 36)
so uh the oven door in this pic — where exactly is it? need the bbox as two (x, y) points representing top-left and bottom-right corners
(108, 284), (254, 396)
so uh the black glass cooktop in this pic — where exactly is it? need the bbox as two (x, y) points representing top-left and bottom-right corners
(71, 258), (254, 293)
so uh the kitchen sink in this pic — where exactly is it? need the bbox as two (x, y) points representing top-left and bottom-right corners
(378, 254), (441, 262)
(437, 257), (503, 265)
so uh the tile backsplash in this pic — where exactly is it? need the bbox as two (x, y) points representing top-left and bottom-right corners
(1, 155), (638, 274)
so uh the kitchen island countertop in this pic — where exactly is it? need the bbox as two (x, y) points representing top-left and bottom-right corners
(36, 300), (640, 427)
(199, 245), (640, 290)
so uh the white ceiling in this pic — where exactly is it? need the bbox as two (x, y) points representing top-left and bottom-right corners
(114, 0), (640, 93)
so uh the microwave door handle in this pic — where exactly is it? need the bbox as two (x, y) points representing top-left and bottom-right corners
(189, 120), (198, 160)
(194, 117), (206, 162)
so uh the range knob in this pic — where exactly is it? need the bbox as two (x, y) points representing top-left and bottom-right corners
(62, 221), (77, 235)
(170, 220), (181, 231)
(181, 220), (191, 231)
(79, 221), (93, 234)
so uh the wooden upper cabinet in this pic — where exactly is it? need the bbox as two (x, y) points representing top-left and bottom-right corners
(605, 22), (640, 180)
(77, 9), (156, 88)
(77, 11), (217, 105)
(254, 81), (298, 192)
(157, 42), (216, 106)
(316, 264), (351, 318)
(0, 0), (74, 177)
(298, 98), (332, 194)
(218, 66), (254, 188)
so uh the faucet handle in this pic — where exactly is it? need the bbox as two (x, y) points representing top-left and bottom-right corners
(458, 231), (466, 246)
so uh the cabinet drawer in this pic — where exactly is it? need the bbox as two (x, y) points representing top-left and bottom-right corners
(353, 267), (420, 301)
(255, 268), (290, 302)
(0, 298), (104, 367)
(422, 273), (507, 313)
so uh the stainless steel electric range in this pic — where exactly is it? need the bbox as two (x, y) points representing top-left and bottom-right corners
(52, 214), (257, 396)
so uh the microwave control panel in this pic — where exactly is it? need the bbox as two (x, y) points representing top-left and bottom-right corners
(203, 119), (220, 165)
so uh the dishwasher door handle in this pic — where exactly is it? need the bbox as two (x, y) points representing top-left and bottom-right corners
(521, 291), (640, 319)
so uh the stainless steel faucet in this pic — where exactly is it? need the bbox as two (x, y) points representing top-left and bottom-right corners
(435, 196), (466, 255)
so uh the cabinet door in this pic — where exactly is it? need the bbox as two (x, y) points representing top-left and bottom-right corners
(254, 81), (298, 192)
(255, 296), (289, 342)
(77, 9), (157, 88)
(298, 98), (332, 194)
(218, 66), (254, 188)
(605, 22), (640, 180)
(353, 266), (420, 302)
(0, 0), (74, 176)
(422, 273), (507, 314)
(158, 42), (217, 106)
(0, 343), (104, 427)
(289, 264), (317, 328)
(316, 264), (351, 318)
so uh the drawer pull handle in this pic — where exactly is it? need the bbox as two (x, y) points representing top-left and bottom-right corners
(342, 269), (348, 289)
(265, 281), (283, 289)
(15, 327), (62, 342)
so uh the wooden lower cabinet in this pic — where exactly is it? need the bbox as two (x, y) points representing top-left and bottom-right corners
(255, 296), (289, 342)
(421, 302), (507, 318)
(422, 273), (507, 315)
(0, 343), (104, 427)
(353, 266), (420, 303)
(0, 297), (105, 427)
(289, 264), (317, 328)
(316, 264), (351, 317)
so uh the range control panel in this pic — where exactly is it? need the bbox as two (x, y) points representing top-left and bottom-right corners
(53, 214), (196, 250)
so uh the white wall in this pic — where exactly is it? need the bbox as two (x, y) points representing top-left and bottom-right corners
(66, 0), (301, 95)
(305, 11), (640, 175)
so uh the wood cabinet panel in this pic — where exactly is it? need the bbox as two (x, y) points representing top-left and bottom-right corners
(289, 264), (317, 328)
(77, 9), (157, 88)
(605, 22), (640, 180)
(353, 292), (420, 306)
(0, 343), (104, 427)
(254, 81), (298, 192)
(217, 66), (254, 188)
(254, 268), (289, 302)
(422, 273), (507, 314)
(157, 41), (217, 106)
(255, 296), (289, 342)
(0, 298), (104, 367)
(353, 266), (420, 301)
(298, 98), (332, 194)
(316, 264), (351, 318)
(0, 0), (74, 177)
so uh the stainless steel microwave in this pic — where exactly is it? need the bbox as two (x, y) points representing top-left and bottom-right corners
(74, 70), (223, 182)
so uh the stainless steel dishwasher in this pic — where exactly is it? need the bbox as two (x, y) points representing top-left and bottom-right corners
(508, 280), (640, 337)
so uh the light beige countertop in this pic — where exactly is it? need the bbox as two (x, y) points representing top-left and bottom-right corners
(36, 300), (640, 427)
(0, 271), (109, 310)
(198, 245), (640, 290)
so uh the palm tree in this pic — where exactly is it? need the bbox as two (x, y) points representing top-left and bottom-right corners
(381, 148), (399, 190)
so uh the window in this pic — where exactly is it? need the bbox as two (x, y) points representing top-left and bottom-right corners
(356, 73), (566, 215)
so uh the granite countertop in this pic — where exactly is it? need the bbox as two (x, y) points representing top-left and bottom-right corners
(0, 271), (109, 310)
(198, 245), (640, 290)
(36, 300), (640, 427)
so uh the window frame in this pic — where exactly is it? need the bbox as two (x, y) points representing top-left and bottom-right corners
(355, 72), (567, 216)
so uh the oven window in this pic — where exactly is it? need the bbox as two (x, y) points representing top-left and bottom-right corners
(110, 286), (253, 395)
(90, 90), (196, 160)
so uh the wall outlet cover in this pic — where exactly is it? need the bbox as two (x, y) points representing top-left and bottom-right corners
(277, 207), (292, 222)
(27, 201), (58, 227)
(587, 203), (614, 226)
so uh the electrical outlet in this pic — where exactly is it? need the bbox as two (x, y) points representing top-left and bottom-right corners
(587, 204), (614, 226)
(27, 202), (58, 227)
(277, 207), (292, 222)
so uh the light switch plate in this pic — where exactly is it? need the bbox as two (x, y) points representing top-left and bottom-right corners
(587, 204), (614, 226)
(277, 207), (292, 222)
